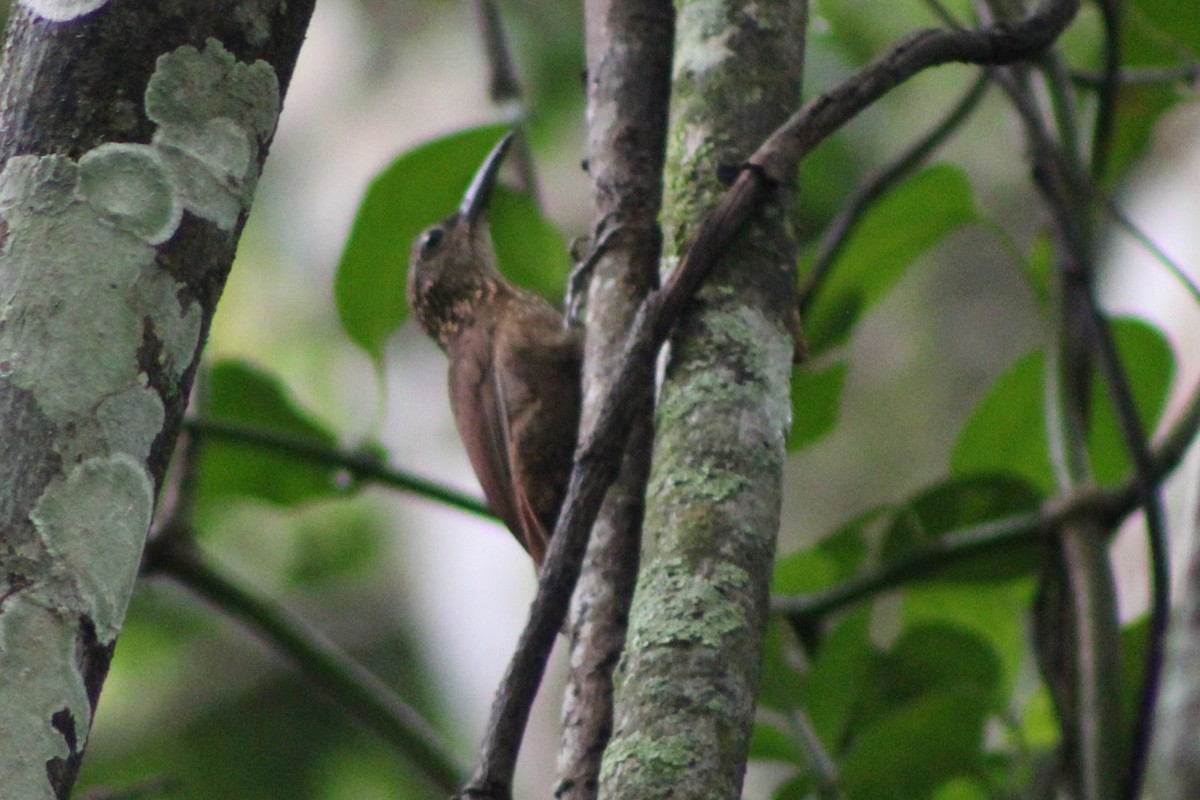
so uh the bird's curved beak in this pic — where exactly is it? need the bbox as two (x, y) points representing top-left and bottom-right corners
(460, 132), (515, 224)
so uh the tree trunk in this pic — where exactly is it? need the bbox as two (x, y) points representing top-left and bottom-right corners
(599, 1), (806, 797)
(0, 4), (314, 797)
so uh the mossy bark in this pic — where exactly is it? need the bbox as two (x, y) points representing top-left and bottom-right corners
(598, 1), (806, 797)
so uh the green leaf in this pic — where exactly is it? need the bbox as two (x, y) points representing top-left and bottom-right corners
(773, 507), (881, 595)
(812, 0), (943, 63)
(772, 548), (842, 597)
(286, 505), (383, 588)
(881, 474), (1045, 583)
(931, 776), (989, 800)
(787, 361), (847, 450)
(903, 580), (1035, 697)
(197, 360), (348, 507)
(803, 608), (877, 748)
(1130, 0), (1200, 58)
(1120, 615), (1151, 749)
(772, 774), (815, 800)
(840, 685), (988, 800)
(758, 618), (808, 712)
(857, 624), (1003, 725)
(951, 317), (1174, 491)
(334, 124), (569, 362)
(804, 165), (977, 354)
(749, 722), (805, 765)
(951, 349), (1052, 491)
(1100, 3), (1196, 179)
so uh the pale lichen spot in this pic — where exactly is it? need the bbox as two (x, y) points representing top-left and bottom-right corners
(79, 143), (181, 245)
(0, 598), (92, 800)
(154, 118), (255, 231)
(18, 0), (107, 22)
(29, 454), (154, 642)
(97, 382), (165, 462)
(0, 154), (78, 219)
(232, 0), (275, 46)
(629, 559), (748, 649)
(0, 154), (158, 424)
(146, 38), (280, 143)
(144, 38), (280, 229)
(672, 0), (735, 80)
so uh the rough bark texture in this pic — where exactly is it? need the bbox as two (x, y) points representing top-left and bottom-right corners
(0, 3), (314, 797)
(598, 2), (805, 797)
(556, 1), (673, 797)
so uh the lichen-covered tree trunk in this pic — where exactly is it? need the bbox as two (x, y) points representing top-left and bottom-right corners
(0, 3), (314, 797)
(598, 1), (805, 797)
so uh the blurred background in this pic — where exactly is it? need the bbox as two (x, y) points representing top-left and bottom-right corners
(53, 1), (1200, 798)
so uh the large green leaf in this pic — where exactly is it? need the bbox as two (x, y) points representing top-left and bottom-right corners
(951, 317), (1174, 491)
(840, 685), (989, 800)
(903, 580), (1035, 697)
(787, 361), (847, 451)
(881, 473), (1045, 583)
(803, 164), (977, 354)
(758, 618), (809, 713)
(335, 124), (569, 362)
(1130, 0), (1200, 58)
(749, 721), (806, 766)
(1087, 318), (1176, 484)
(951, 348), (1052, 490)
(196, 360), (350, 507)
(802, 608), (877, 748)
(855, 623), (1003, 725)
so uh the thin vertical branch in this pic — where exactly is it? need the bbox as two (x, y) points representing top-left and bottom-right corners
(556, 1), (673, 798)
(1091, 0), (1122, 179)
(471, 0), (539, 201)
(799, 71), (989, 315)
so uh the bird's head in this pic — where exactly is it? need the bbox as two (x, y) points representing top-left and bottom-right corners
(407, 132), (513, 348)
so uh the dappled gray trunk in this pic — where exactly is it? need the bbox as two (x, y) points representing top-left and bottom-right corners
(598, 2), (806, 797)
(0, 4), (313, 797)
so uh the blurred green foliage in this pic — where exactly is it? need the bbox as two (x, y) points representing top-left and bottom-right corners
(75, 1), (1199, 798)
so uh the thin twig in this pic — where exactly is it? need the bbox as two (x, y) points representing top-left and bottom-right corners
(471, 0), (539, 202)
(182, 417), (495, 521)
(1071, 63), (1200, 89)
(1091, 0), (1122, 179)
(554, 0), (673, 797)
(993, 53), (1166, 800)
(460, 3), (1081, 797)
(749, 0), (1081, 184)
(799, 70), (990, 315)
(774, 365), (1200, 622)
(1084, 301), (1171, 800)
(144, 538), (467, 795)
(1098, 194), (1200, 307)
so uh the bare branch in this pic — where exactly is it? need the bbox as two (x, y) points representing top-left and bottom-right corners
(182, 417), (495, 520)
(555, 0), (674, 797)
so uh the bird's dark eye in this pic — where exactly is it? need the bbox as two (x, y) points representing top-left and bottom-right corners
(419, 227), (445, 258)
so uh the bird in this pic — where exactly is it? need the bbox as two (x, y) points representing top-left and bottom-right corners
(406, 132), (582, 566)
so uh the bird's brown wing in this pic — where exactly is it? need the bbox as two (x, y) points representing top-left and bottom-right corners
(491, 360), (552, 566)
(446, 325), (526, 554)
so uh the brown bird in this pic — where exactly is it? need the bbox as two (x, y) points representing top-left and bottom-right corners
(407, 133), (582, 566)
